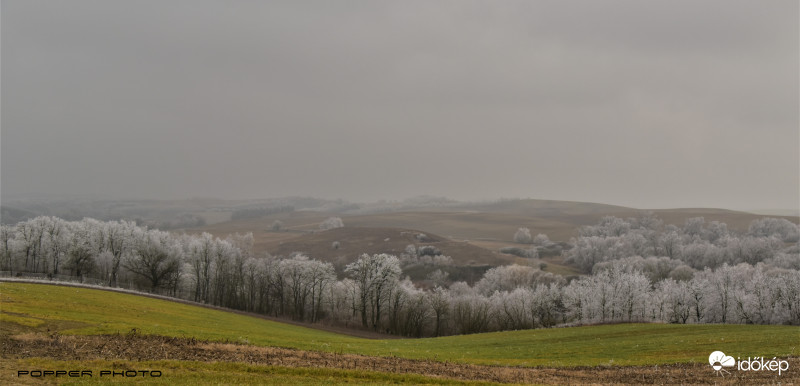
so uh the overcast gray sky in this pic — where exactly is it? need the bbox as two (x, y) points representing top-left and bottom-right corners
(2, 0), (798, 211)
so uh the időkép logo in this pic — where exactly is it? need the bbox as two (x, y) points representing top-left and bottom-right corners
(709, 351), (789, 376)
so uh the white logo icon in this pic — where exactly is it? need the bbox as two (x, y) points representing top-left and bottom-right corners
(709, 351), (736, 375)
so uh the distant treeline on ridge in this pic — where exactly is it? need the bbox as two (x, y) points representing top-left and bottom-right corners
(230, 205), (295, 220)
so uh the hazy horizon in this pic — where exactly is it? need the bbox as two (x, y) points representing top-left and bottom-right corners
(3, 1), (799, 212)
(2, 192), (799, 217)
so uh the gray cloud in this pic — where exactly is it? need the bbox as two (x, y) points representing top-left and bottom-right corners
(2, 0), (798, 210)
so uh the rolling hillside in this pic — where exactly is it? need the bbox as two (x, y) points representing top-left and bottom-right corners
(181, 199), (797, 268)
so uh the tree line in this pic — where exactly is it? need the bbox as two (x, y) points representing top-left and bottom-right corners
(1, 214), (798, 337)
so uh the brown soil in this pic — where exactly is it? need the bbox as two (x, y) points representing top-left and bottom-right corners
(2, 332), (798, 385)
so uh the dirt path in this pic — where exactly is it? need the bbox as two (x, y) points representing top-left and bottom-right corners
(3, 333), (798, 385)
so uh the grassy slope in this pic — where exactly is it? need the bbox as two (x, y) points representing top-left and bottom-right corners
(2, 283), (798, 368)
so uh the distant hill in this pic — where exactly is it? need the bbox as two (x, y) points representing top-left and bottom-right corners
(183, 199), (798, 262)
(452, 198), (635, 216)
(0, 206), (37, 225)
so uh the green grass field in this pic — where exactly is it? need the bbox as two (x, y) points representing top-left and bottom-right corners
(2, 282), (798, 368)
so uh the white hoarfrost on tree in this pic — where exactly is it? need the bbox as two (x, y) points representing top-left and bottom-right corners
(103, 220), (137, 287)
(513, 227), (533, 244)
(124, 230), (182, 294)
(749, 218), (800, 242)
(320, 217), (344, 230)
(279, 254), (335, 322)
(427, 286), (451, 336)
(533, 233), (550, 246)
(344, 253), (401, 330)
(475, 264), (563, 296)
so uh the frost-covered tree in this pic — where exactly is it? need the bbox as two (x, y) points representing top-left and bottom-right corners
(491, 288), (533, 330)
(345, 253), (401, 330)
(227, 232), (254, 259)
(65, 221), (97, 280)
(513, 227), (533, 244)
(697, 264), (751, 323)
(102, 220), (137, 287)
(305, 257), (336, 322)
(212, 239), (242, 307)
(726, 236), (783, 265)
(580, 216), (631, 237)
(668, 264), (696, 281)
(240, 257), (266, 312)
(386, 278), (429, 337)
(731, 268), (778, 324)
(566, 236), (620, 273)
(499, 246), (535, 258)
(451, 291), (491, 334)
(476, 264), (562, 295)
(0, 225), (15, 272)
(320, 217), (344, 230)
(186, 232), (217, 302)
(280, 255), (314, 320)
(593, 256), (683, 283)
(660, 230), (683, 260)
(563, 268), (651, 324)
(705, 221), (729, 244)
(775, 269), (800, 324)
(653, 279), (692, 323)
(15, 218), (46, 272)
(427, 269), (450, 287)
(765, 252), (800, 270)
(427, 286), (451, 336)
(683, 217), (706, 239)
(41, 217), (69, 276)
(749, 218), (800, 242)
(529, 283), (565, 327)
(533, 233), (550, 246)
(325, 278), (356, 324)
(124, 230), (181, 293)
